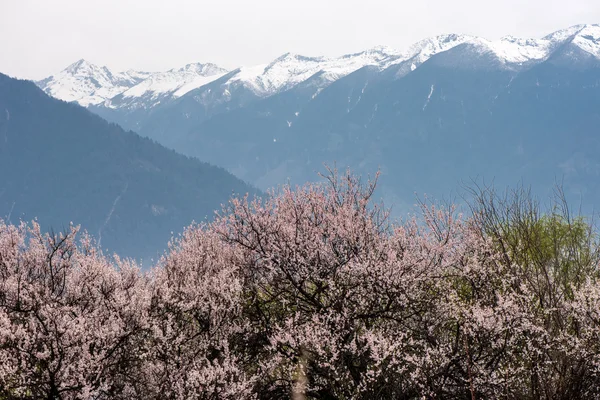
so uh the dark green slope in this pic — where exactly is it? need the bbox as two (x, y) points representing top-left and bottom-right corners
(0, 73), (257, 261)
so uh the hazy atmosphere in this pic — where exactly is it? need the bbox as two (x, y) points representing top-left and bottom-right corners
(2, 0), (599, 79)
(3, 0), (600, 397)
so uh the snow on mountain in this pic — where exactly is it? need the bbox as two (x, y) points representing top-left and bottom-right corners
(565, 24), (600, 59)
(108, 63), (229, 109)
(124, 69), (155, 82)
(38, 24), (600, 110)
(544, 25), (588, 43)
(226, 47), (403, 97)
(484, 36), (551, 64)
(390, 34), (476, 76)
(176, 23), (600, 108)
(232, 36), (478, 92)
(455, 36), (554, 69)
(37, 59), (151, 106)
(454, 24), (600, 68)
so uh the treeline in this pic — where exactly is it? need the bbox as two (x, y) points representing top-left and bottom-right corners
(1, 170), (599, 399)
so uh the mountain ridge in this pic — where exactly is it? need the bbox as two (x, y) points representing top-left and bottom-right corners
(29, 23), (600, 217)
(37, 24), (600, 110)
(0, 72), (257, 261)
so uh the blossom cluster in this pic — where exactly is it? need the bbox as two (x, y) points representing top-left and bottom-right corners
(1, 171), (599, 399)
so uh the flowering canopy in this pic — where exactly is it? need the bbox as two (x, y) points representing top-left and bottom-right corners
(1, 170), (599, 399)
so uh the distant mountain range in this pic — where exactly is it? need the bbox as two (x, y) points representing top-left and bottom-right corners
(0, 73), (256, 262)
(36, 24), (600, 211)
(38, 25), (600, 110)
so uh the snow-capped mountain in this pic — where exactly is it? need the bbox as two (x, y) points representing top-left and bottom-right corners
(464, 24), (600, 68)
(223, 47), (404, 97)
(39, 24), (600, 111)
(386, 33), (476, 77)
(27, 23), (600, 221)
(544, 23), (600, 56)
(104, 62), (229, 110)
(36, 59), (152, 107)
(163, 23), (600, 209)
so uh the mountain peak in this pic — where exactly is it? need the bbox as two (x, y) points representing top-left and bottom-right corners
(366, 44), (397, 53)
(69, 58), (90, 67)
(406, 33), (476, 60)
(38, 59), (148, 106)
(345, 45), (401, 60)
(387, 33), (476, 76)
(543, 24), (598, 42)
(571, 23), (600, 33)
(266, 53), (325, 69)
(173, 62), (228, 76)
(65, 58), (101, 74)
(111, 61), (230, 109)
(543, 24), (600, 60)
(571, 24), (600, 58)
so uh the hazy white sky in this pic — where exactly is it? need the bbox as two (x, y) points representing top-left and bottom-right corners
(1, 0), (599, 80)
